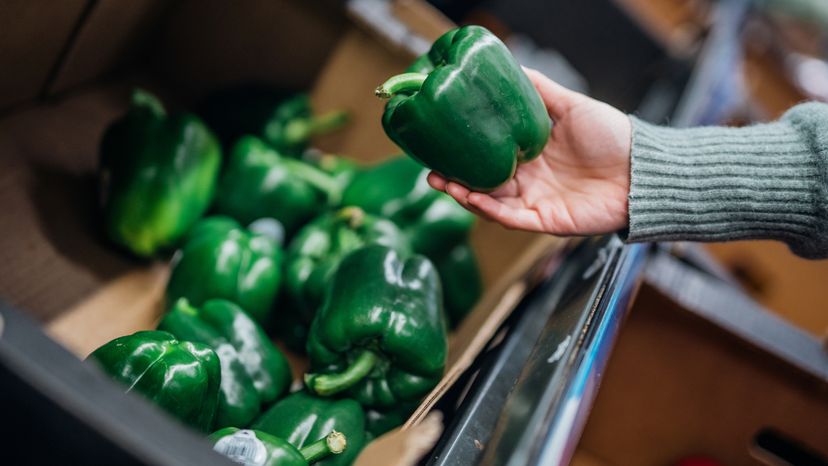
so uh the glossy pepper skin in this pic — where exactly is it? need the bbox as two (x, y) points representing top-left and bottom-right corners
(341, 157), (482, 323)
(262, 94), (349, 157)
(305, 245), (447, 408)
(211, 428), (346, 466)
(284, 207), (410, 323)
(214, 136), (341, 236)
(252, 391), (366, 466)
(166, 216), (283, 324)
(158, 299), (292, 429)
(99, 89), (221, 257)
(341, 157), (474, 257)
(376, 25), (551, 191)
(88, 330), (220, 431)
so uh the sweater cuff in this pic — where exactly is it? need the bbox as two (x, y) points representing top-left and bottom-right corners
(627, 113), (825, 257)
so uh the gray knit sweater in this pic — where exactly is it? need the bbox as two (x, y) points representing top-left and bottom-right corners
(627, 102), (828, 259)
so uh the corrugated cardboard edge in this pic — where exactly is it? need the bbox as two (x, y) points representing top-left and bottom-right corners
(46, 263), (169, 357)
(355, 412), (444, 466)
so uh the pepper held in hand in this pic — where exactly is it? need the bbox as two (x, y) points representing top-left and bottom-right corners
(305, 245), (447, 408)
(376, 25), (551, 191)
(99, 89), (221, 256)
(166, 216), (283, 324)
(88, 330), (220, 431)
(158, 299), (292, 429)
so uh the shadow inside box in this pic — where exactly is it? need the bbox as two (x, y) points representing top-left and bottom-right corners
(28, 162), (139, 282)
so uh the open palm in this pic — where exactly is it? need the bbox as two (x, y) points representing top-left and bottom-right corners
(428, 68), (632, 236)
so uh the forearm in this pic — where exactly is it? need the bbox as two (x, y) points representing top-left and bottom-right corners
(626, 102), (828, 258)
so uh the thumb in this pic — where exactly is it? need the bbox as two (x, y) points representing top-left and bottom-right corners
(523, 67), (583, 119)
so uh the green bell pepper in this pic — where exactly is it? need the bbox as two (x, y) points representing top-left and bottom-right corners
(158, 299), (292, 429)
(262, 94), (348, 156)
(435, 242), (483, 327)
(99, 88), (221, 257)
(375, 25), (551, 191)
(341, 156), (474, 256)
(305, 245), (447, 408)
(252, 391), (366, 466)
(211, 428), (346, 466)
(284, 206), (410, 323)
(341, 157), (482, 324)
(214, 136), (342, 236)
(88, 330), (220, 431)
(166, 215), (283, 324)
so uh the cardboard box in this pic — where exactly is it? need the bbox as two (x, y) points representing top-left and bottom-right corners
(0, 1), (567, 464)
(572, 257), (828, 466)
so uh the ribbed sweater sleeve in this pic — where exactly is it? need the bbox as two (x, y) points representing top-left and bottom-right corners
(627, 102), (828, 259)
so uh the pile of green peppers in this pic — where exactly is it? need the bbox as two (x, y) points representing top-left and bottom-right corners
(88, 24), (546, 465)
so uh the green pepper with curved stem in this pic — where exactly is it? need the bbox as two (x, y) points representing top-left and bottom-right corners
(158, 299), (292, 429)
(99, 88), (221, 257)
(252, 391), (366, 466)
(211, 428), (346, 466)
(305, 245), (447, 408)
(375, 25), (551, 191)
(166, 215), (283, 324)
(88, 330), (220, 431)
(341, 157), (482, 323)
(301, 152), (360, 195)
(214, 136), (342, 236)
(284, 206), (410, 323)
(263, 94), (349, 157)
(341, 156), (474, 256)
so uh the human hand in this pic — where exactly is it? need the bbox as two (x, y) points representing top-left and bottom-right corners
(428, 68), (632, 236)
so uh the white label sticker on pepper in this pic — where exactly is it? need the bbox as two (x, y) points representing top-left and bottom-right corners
(214, 430), (267, 466)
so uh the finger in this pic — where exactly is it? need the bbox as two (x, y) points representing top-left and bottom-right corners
(467, 192), (545, 232)
(444, 182), (488, 217)
(488, 177), (520, 198)
(522, 67), (581, 120)
(445, 181), (472, 207)
(427, 171), (448, 191)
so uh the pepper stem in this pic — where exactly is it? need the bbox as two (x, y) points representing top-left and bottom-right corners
(375, 73), (428, 99)
(281, 158), (343, 205)
(131, 88), (166, 117)
(299, 431), (347, 463)
(305, 350), (379, 396)
(173, 298), (198, 316)
(283, 110), (349, 145)
(335, 206), (365, 229)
